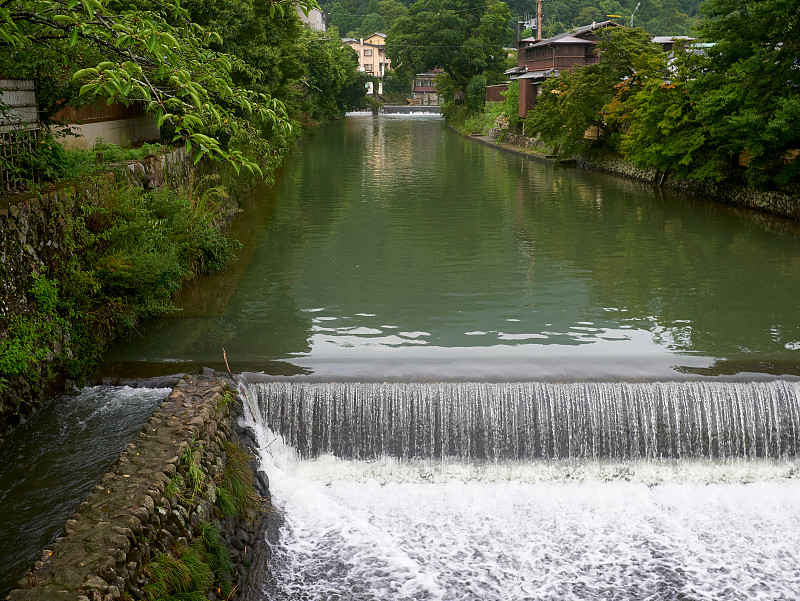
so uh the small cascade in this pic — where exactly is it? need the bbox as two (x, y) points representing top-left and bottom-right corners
(380, 105), (441, 115)
(241, 380), (800, 460)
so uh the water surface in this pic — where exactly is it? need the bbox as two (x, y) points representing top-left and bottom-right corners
(98, 115), (800, 381)
(0, 386), (168, 597)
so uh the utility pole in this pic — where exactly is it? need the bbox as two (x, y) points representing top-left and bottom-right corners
(537, 0), (543, 40)
(630, 2), (640, 27)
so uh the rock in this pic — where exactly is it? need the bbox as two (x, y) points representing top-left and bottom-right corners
(83, 575), (109, 592)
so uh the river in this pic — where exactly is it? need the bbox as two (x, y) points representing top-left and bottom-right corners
(99, 113), (800, 381)
(4, 113), (800, 599)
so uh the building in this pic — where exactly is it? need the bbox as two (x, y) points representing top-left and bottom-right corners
(343, 33), (391, 93)
(651, 35), (694, 53)
(512, 20), (621, 119)
(297, 5), (328, 31)
(411, 70), (442, 105)
(54, 101), (160, 150)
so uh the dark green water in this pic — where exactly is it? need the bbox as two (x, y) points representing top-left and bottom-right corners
(99, 114), (800, 381)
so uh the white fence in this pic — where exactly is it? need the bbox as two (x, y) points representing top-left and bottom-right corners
(1, 79), (40, 194)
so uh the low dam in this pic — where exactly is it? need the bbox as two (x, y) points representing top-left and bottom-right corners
(244, 380), (800, 461)
(381, 104), (441, 114)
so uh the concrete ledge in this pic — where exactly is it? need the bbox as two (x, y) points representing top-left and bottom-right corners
(466, 133), (556, 165)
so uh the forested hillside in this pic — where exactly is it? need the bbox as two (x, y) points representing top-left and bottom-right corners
(323, 0), (704, 40)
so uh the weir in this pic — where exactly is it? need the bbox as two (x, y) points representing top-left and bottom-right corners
(242, 380), (800, 461)
(380, 104), (441, 114)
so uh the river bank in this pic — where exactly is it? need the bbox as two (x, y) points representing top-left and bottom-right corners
(0, 146), (270, 442)
(464, 129), (800, 221)
(5, 371), (271, 601)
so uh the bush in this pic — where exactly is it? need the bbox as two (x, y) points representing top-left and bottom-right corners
(465, 74), (488, 114)
(0, 175), (240, 401)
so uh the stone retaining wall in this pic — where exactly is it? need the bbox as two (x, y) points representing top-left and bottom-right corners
(491, 130), (553, 154)
(5, 372), (268, 601)
(575, 152), (800, 221)
(0, 148), (222, 438)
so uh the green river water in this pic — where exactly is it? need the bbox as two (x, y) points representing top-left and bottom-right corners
(99, 113), (800, 382)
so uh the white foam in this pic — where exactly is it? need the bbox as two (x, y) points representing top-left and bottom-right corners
(251, 427), (800, 600)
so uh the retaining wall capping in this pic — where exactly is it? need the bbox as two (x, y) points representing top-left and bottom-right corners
(5, 371), (271, 601)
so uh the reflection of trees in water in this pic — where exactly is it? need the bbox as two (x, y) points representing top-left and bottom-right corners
(101, 118), (800, 377)
(511, 162), (800, 359)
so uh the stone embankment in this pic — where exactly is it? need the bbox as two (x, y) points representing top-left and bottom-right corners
(5, 372), (270, 601)
(476, 128), (800, 221)
(574, 152), (800, 221)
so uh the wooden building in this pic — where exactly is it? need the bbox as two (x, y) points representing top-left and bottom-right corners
(513, 20), (621, 119)
(411, 69), (442, 105)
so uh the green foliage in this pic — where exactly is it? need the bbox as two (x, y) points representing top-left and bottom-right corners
(302, 26), (374, 120)
(165, 474), (185, 500)
(143, 543), (212, 601)
(501, 81), (520, 129)
(196, 522), (234, 578)
(0, 0), (320, 174)
(504, 0), (698, 36)
(387, 0), (512, 91)
(588, 1), (800, 186)
(325, 0), (408, 36)
(0, 133), (69, 187)
(523, 27), (659, 157)
(142, 522), (236, 601)
(0, 272), (70, 399)
(465, 74), (488, 114)
(216, 442), (263, 520)
(181, 441), (207, 499)
(0, 172), (240, 407)
(603, 50), (718, 179)
(1, 0), (364, 179)
(690, 0), (800, 186)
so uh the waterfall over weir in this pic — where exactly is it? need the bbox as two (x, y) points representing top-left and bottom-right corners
(242, 380), (800, 461)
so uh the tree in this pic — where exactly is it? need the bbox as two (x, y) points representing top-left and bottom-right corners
(524, 26), (658, 156)
(386, 0), (511, 91)
(377, 0), (408, 22)
(325, 0), (367, 36)
(360, 12), (389, 35)
(691, 0), (800, 185)
(603, 51), (713, 178)
(0, 0), (317, 173)
(303, 27), (374, 119)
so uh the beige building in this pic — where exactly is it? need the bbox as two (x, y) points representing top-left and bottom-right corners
(343, 33), (391, 86)
(297, 5), (327, 31)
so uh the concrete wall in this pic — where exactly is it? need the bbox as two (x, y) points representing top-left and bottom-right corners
(5, 372), (268, 601)
(58, 116), (161, 150)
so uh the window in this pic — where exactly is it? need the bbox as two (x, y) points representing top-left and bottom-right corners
(365, 63), (373, 71)
(364, 49), (373, 56)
